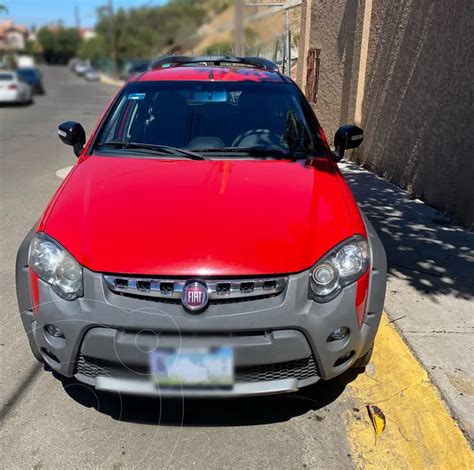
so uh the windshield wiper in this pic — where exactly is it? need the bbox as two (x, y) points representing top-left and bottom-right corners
(196, 147), (310, 159)
(96, 141), (206, 160)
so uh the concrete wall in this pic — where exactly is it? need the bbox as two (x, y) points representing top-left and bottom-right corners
(297, 0), (474, 228)
(297, 0), (365, 137)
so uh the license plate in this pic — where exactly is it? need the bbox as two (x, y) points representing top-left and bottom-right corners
(150, 346), (234, 388)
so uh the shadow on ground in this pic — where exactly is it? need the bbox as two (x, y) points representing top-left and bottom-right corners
(59, 369), (359, 426)
(0, 101), (34, 108)
(341, 160), (474, 301)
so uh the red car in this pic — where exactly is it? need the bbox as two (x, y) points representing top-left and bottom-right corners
(16, 56), (386, 397)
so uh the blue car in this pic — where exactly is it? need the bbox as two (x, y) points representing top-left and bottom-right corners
(16, 67), (45, 95)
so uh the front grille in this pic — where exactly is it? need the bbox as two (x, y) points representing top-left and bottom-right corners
(76, 354), (319, 383)
(216, 282), (231, 295)
(103, 275), (287, 304)
(236, 357), (318, 382)
(76, 354), (111, 378)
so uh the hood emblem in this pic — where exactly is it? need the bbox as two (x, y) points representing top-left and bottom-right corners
(182, 281), (208, 312)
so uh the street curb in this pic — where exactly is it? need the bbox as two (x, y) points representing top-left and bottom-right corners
(346, 313), (474, 466)
(383, 305), (474, 448)
(99, 73), (125, 87)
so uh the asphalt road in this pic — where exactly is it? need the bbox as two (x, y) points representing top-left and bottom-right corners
(0, 66), (356, 469)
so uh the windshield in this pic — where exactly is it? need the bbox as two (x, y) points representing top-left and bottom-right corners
(93, 80), (328, 158)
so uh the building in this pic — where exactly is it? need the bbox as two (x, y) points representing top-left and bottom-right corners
(78, 27), (96, 41)
(296, 0), (473, 228)
(0, 20), (28, 51)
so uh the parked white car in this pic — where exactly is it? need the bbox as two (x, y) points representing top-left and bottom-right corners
(73, 61), (90, 75)
(83, 67), (100, 81)
(0, 71), (33, 104)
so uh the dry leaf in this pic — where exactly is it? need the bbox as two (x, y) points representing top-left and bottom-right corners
(367, 404), (386, 435)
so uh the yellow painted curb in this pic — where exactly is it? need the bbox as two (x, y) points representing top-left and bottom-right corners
(345, 314), (473, 469)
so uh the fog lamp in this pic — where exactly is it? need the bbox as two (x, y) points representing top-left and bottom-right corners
(45, 324), (65, 338)
(328, 327), (350, 342)
(334, 350), (355, 367)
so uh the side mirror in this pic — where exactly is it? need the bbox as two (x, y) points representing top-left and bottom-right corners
(333, 125), (363, 162)
(58, 121), (86, 157)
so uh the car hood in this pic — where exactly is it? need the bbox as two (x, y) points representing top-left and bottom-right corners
(42, 155), (361, 276)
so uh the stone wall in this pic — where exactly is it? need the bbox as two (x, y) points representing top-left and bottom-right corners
(297, 0), (474, 228)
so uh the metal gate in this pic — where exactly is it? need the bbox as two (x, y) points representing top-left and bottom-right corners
(305, 48), (321, 103)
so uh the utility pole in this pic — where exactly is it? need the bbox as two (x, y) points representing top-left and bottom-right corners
(234, 0), (245, 57)
(244, 2), (296, 76)
(108, 0), (116, 76)
(285, 9), (291, 75)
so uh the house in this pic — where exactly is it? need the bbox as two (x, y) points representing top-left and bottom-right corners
(0, 20), (29, 51)
(78, 27), (96, 41)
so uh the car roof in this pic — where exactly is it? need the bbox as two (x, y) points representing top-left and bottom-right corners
(0, 71), (16, 78)
(17, 67), (38, 72)
(135, 66), (288, 83)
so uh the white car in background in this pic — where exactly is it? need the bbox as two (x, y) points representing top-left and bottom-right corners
(73, 61), (90, 75)
(83, 67), (100, 81)
(0, 71), (33, 105)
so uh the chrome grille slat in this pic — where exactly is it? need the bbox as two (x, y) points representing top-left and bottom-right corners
(104, 275), (287, 301)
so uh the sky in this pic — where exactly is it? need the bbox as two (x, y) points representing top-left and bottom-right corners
(3, 0), (168, 29)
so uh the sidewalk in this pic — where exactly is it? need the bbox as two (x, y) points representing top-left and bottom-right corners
(99, 73), (124, 88)
(340, 160), (474, 444)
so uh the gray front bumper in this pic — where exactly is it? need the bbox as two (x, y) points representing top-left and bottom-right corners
(16, 221), (386, 397)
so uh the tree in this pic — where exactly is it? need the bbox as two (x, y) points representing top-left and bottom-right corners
(79, 35), (106, 61)
(94, 0), (210, 66)
(25, 39), (42, 56)
(37, 27), (81, 64)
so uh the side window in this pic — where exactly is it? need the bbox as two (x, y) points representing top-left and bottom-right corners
(124, 101), (139, 140)
(115, 100), (139, 141)
(100, 96), (144, 143)
(100, 95), (128, 142)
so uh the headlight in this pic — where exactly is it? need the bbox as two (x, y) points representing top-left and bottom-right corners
(29, 233), (83, 301)
(309, 236), (369, 302)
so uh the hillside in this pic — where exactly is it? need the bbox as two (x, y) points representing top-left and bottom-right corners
(184, 4), (285, 56)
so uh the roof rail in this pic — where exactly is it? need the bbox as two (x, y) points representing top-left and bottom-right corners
(151, 55), (279, 72)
